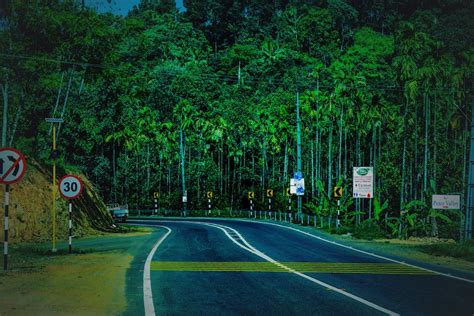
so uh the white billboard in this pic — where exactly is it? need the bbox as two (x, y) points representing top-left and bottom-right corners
(432, 195), (461, 209)
(353, 167), (373, 199)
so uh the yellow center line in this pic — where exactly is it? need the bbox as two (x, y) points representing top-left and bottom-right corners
(150, 262), (435, 275)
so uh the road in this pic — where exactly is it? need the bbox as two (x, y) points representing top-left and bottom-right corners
(126, 219), (474, 316)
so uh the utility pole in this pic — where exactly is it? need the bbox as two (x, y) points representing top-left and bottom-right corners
(466, 96), (474, 240)
(45, 117), (63, 252)
(296, 91), (303, 223)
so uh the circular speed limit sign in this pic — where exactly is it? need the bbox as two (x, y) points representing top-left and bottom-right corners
(58, 175), (83, 199)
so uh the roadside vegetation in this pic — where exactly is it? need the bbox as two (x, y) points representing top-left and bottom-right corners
(1, 1), (472, 246)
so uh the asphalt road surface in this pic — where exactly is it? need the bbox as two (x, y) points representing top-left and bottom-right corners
(126, 219), (474, 316)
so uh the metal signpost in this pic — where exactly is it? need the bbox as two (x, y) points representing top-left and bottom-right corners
(0, 148), (27, 270)
(286, 188), (292, 222)
(45, 118), (63, 252)
(58, 175), (83, 254)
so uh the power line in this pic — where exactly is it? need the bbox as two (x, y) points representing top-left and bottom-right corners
(1, 52), (473, 95)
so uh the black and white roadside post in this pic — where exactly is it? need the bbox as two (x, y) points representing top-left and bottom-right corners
(286, 188), (292, 222)
(207, 191), (213, 216)
(153, 192), (159, 216)
(334, 186), (343, 229)
(58, 175), (83, 254)
(248, 192), (254, 218)
(267, 189), (273, 220)
(0, 148), (27, 271)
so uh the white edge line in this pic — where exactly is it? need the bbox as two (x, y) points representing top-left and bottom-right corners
(236, 219), (474, 284)
(143, 225), (172, 316)
(200, 222), (399, 316)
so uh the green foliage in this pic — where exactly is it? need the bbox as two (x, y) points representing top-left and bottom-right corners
(419, 240), (474, 262)
(353, 220), (385, 240)
(0, 0), (470, 234)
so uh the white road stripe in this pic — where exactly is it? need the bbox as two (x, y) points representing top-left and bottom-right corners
(200, 222), (399, 316)
(143, 225), (172, 316)
(238, 220), (474, 284)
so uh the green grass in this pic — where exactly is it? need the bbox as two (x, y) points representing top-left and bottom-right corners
(418, 240), (474, 262)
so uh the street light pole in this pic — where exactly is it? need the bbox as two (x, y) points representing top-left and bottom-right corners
(45, 117), (63, 252)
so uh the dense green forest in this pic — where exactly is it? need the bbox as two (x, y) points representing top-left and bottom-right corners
(1, 0), (473, 239)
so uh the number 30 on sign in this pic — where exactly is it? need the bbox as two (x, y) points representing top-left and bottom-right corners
(58, 175), (83, 199)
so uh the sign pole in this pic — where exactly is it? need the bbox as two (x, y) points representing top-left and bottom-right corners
(336, 200), (341, 229)
(4, 184), (9, 271)
(268, 198), (272, 220)
(208, 198), (211, 215)
(68, 201), (72, 254)
(288, 197), (291, 222)
(52, 124), (57, 253)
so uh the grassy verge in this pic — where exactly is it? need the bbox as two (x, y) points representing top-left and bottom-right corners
(418, 240), (474, 262)
(0, 227), (156, 315)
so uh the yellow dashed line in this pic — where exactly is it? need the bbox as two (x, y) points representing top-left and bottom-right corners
(150, 262), (434, 275)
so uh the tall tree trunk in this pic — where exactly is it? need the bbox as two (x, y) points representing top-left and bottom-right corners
(338, 106), (343, 181)
(327, 124), (333, 197)
(311, 141), (315, 198)
(283, 140), (288, 191)
(1, 82), (8, 147)
(9, 90), (23, 146)
(400, 99), (409, 210)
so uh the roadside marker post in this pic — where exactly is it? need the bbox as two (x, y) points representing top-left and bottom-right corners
(286, 188), (292, 223)
(153, 192), (159, 215)
(267, 188), (274, 221)
(334, 186), (343, 229)
(336, 200), (341, 228)
(248, 192), (255, 218)
(207, 191), (213, 216)
(0, 148), (27, 271)
(58, 175), (83, 254)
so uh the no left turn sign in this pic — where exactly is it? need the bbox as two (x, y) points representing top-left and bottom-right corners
(0, 148), (27, 185)
(58, 175), (83, 199)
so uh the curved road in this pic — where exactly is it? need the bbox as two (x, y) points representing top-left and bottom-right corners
(126, 219), (474, 316)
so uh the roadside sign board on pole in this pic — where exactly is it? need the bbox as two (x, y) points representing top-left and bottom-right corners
(153, 192), (159, 199)
(58, 175), (83, 254)
(353, 167), (373, 198)
(248, 191), (255, 200)
(207, 191), (213, 199)
(432, 195), (461, 209)
(58, 175), (83, 199)
(266, 189), (273, 198)
(1, 148), (27, 270)
(0, 148), (27, 184)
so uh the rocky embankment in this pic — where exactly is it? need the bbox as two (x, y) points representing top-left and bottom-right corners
(0, 159), (117, 242)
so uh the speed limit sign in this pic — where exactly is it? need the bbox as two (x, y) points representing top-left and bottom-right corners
(58, 175), (83, 199)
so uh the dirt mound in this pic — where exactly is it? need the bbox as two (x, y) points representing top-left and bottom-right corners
(0, 159), (117, 243)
